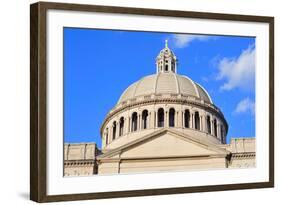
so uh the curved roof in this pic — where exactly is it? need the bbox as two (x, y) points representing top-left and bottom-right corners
(118, 73), (213, 104)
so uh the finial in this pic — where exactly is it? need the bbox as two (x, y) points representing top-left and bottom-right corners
(165, 39), (168, 48)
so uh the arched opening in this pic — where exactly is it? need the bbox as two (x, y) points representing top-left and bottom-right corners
(169, 108), (175, 127)
(221, 126), (224, 142)
(184, 109), (190, 128)
(105, 128), (108, 145)
(142, 110), (148, 129)
(119, 117), (124, 136)
(112, 121), (116, 140)
(165, 64), (168, 71)
(207, 115), (211, 134)
(157, 108), (164, 127)
(214, 119), (218, 137)
(131, 112), (138, 132)
(194, 111), (200, 130)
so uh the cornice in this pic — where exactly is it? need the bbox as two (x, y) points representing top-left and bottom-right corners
(231, 152), (256, 159)
(64, 160), (96, 166)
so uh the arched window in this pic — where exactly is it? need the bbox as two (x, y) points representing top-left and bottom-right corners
(169, 108), (175, 127)
(194, 111), (200, 130)
(207, 115), (211, 134)
(158, 108), (164, 127)
(184, 109), (190, 128)
(131, 112), (138, 132)
(105, 128), (108, 145)
(214, 119), (218, 137)
(142, 110), (148, 129)
(112, 121), (116, 140)
(165, 64), (168, 71)
(221, 126), (224, 142)
(119, 117), (124, 136)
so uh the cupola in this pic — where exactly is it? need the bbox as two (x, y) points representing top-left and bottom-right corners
(156, 40), (177, 73)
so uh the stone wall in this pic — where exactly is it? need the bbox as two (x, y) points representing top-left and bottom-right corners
(63, 137), (256, 176)
(226, 138), (256, 168)
(64, 143), (99, 176)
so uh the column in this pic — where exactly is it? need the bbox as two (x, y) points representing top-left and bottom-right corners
(108, 126), (112, 143)
(178, 111), (182, 128)
(165, 110), (168, 127)
(150, 111), (155, 128)
(191, 113), (194, 129)
(138, 114), (141, 130)
(181, 111), (184, 128)
(202, 115), (206, 133)
(155, 110), (158, 128)
(116, 121), (120, 138)
(147, 112), (149, 129)
(210, 117), (214, 135)
(123, 118), (127, 135)
(200, 116), (202, 131)
(175, 111), (178, 127)
(102, 133), (105, 147)
(217, 123), (221, 140)
(128, 116), (131, 133)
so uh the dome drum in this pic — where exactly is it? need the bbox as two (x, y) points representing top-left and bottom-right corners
(106, 94), (225, 122)
(101, 101), (228, 150)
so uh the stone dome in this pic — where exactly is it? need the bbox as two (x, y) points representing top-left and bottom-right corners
(118, 73), (213, 105)
(101, 40), (228, 150)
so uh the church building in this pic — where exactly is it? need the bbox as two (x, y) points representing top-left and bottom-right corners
(64, 41), (255, 176)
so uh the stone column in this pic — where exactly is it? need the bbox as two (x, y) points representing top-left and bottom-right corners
(191, 113), (194, 129)
(177, 111), (182, 128)
(101, 133), (104, 146)
(116, 121), (119, 138)
(181, 111), (184, 128)
(108, 126), (112, 144)
(138, 114), (141, 130)
(175, 111), (178, 127)
(217, 123), (221, 139)
(165, 110), (168, 127)
(200, 116), (202, 131)
(154, 111), (158, 128)
(202, 115), (206, 133)
(147, 112), (150, 129)
(150, 111), (154, 129)
(123, 118), (127, 135)
(128, 116), (131, 133)
(210, 118), (214, 136)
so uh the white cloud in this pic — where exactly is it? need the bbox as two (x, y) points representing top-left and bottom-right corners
(234, 97), (255, 115)
(216, 45), (255, 91)
(172, 34), (211, 48)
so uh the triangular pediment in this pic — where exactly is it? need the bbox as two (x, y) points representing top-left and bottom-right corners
(98, 129), (229, 159)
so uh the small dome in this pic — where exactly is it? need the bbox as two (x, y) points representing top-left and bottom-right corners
(118, 73), (213, 104)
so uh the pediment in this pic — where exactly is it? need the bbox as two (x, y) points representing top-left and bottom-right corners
(98, 129), (229, 159)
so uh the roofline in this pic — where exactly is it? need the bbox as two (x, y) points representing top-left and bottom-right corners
(98, 128), (230, 159)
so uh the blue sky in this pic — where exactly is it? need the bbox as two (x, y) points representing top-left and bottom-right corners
(64, 28), (255, 148)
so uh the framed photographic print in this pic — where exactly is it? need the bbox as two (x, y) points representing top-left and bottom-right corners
(30, 1), (274, 202)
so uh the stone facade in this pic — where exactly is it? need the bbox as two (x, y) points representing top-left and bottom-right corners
(64, 41), (255, 176)
(64, 143), (99, 176)
(64, 136), (255, 176)
(225, 138), (256, 168)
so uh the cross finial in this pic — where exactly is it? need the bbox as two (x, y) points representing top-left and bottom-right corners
(165, 39), (168, 48)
